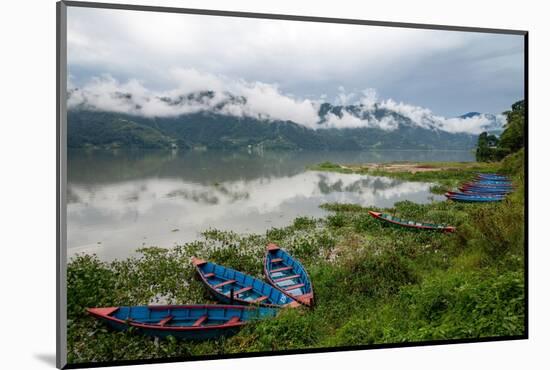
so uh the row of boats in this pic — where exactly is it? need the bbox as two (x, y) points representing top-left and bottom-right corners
(87, 244), (314, 340)
(86, 173), (513, 340)
(368, 173), (512, 232)
(444, 173), (513, 202)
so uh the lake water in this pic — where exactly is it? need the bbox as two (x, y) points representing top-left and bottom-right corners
(67, 149), (474, 260)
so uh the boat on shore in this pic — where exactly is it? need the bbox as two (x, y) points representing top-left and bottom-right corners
(368, 211), (456, 232)
(87, 304), (278, 340)
(458, 187), (511, 195)
(264, 244), (314, 307)
(445, 192), (504, 202)
(476, 173), (510, 181)
(192, 257), (299, 308)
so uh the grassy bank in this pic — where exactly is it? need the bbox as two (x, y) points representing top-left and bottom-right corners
(67, 151), (525, 364)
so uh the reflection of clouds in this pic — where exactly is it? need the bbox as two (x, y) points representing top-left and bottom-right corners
(67, 171), (439, 260)
(69, 171), (432, 218)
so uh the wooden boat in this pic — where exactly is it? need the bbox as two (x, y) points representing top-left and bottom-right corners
(462, 182), (513, 188)
(445, 192), (503, 202)
(446, 191), (504, 198)
(264, 244), (314, 307)
(470, 179), (512, 185)
(458, 187), (511, 195)
(462, 184), (513, 191)
(192, 257), (300, 308)
(87, 304), (278, 340)
(476, 173), (509, 180)
(459, 186), (512, 194)
(368, 211), (456, 232)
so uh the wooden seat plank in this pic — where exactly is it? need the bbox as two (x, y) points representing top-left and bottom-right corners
(251, 296), (268, 304)
(192, 315), (208, 327)
(271, 258), (283, 263)
(226, 316), (241, 325)
(284, 283), (305, 291)
(203, 272), (215, 278)
(212, 279), (236, 289)
(271, 266), (293, 273)
(234, 286), (253, 295)
(274, 274), (300, 283)
(158, 316), (173, 326)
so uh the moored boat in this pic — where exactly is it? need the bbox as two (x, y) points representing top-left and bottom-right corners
(469, 179), (512, 186)
(445, 192), (503, 202)
(462, 182), (513, 188)
(368, 210), (456, 232)
(264, 243), (314, 307)
(192, 257), (299, 308)
(458, 187), (511, 195)
(446, 191), (504, 198)
(476, 173), (509, 180)
(459, 186), (512, 194)
(87, 304), (278, 340)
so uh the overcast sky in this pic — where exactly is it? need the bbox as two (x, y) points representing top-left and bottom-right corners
(67, 6), (524, 123)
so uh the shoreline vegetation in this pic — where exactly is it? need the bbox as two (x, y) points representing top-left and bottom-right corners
(67, 149), (525, 364)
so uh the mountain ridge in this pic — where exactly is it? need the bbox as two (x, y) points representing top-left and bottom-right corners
(68, 89), (500, 150)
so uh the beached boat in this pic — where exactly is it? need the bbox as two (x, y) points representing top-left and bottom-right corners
(87, 304), (278, 340)
(462, 182), (513, 189)
(445, 192), (503, 202)
(469, 179), (512, 185)
(192, 257), (299, 308)
(476, 173), (509, 180)
(264, 244), (314, 307)
(459, 186), (512, 194)
(368, 211), (456, 232)
(458, 187), (511, 195)
(446, 191), (504, 198)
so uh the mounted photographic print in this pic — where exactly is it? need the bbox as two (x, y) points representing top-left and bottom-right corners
(56, 1), (528, 368)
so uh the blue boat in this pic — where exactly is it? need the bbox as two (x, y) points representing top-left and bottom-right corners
(471, 179), (512, 185)
(264, 244), (314, 307)
(447, 191), (504, 198)
(463, 182), (513, 189)
(459, 187), (511, 195)
(476, 173), (510, 181)
(87, 304), (278, 340)
(445, 192), (503, 202)
(192, 257), (300, 308)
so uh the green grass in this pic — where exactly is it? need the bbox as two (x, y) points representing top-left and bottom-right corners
(309, 161), (502, 190)
(67, 155), (525, 364)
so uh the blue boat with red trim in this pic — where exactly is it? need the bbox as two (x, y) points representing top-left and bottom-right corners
(447, 191), (504, 198)
(192, 257), (299, 308)
(476, 173), (510, 181)
(87, 304), (278, 340)
(445, 192), (504, 202)
(458, 188), (511, 195)
(264, 243), (314, 307)
(462, 182), (513, 189)
(459, 186), (512, 195)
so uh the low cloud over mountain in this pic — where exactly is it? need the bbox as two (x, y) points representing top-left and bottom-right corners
(68, 72), (505, 135)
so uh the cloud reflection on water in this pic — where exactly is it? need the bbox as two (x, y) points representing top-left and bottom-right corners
(67, 169), (440, 260)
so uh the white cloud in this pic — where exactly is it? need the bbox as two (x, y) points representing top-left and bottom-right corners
(68, 72), (505, 134)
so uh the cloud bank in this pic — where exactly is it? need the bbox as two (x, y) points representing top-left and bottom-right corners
(68, 72), (505, 135)
(67, 7), (524, 117)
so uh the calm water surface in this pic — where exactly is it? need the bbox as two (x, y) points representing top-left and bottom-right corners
(67, 149), (474, 260)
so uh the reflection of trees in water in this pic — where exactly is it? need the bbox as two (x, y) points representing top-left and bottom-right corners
(316, 173), (403, 195)
(164, 185), (250, 205)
